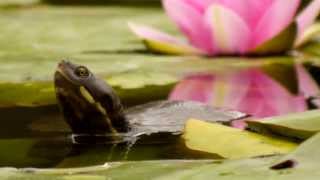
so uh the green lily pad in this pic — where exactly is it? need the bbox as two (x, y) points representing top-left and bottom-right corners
(0, 6), (254, 107)
(0, 0), (38, 6)
(2, 133), (320, 179)
(183, 119), (297, 159)
(0, 6), (181, 107)
(272, 132), (320, 167)
(0, 57), (299, 107)
(247, 110), (320, 140)
(0, 5), (315, 107)
(3, 132), (320, 179)
(156, 132), (320, 180)
(41, 0), (161, 6)
(0, 75), (176, 107)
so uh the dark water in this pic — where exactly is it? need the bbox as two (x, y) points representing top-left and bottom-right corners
(0, 61), (320, 168)
(0, 106), (218, 168)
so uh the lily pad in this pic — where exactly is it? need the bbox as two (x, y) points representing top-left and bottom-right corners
(0, 6), (181, 107)
(183, 119), (297, 159)
(0, 6), (270, 107)
(247, 110), (320, 140)
(0, 76), (176, 107)
(0, 0), (38, 6)
(156, 132), (320, 180)
(0, 5), (315, 107)
(2, 133), (320, 179)
(4, 132), (320, 179)
(0, 3), (319, 108)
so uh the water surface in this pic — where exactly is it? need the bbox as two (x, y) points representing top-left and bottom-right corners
(1, 61), (319, 168)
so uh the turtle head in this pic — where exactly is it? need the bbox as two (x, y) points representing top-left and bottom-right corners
(54, 60), (129, 135)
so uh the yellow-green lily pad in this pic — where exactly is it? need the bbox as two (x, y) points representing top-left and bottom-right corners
(247, 110), (320, 140)
(183, 119), (297, 159)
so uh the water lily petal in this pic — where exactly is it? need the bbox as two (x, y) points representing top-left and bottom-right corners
(219, 71), (269, 117)
(211, 0), (274, 30)
(211, 70), (306, 117)
(296, 64), (320, 97)
(250, 23), (297, 54)
(183, 0), (219, 12)
(128, 22), (183, 44)
(205, 4), (251, 54)
(296, 0), (320, 46)
(252, 0), (300, 48)
(169, 69), (307, 119)
(296, 0), (320, 45)
(163, 0), (214, 54)
(211, 72), (251, 109)
(169, 72), (251, 112)
(295, 64), (320, 114)
(183, 0), (207, 12)
(254, 71), (307, 117)
(169, 75), (214, 104)
(128, 22), (203, 55)
(296, 22), (320, 46)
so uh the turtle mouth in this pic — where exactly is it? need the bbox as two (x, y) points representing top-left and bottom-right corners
(55, 62), (78, 86)
(54, 71), (71, 89)
(54, 70), (80, 99)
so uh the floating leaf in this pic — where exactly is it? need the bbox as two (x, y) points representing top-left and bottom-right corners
(272, 132), (320, 167)
(0, 160), (215, 180)
(183, 119), (297, 159)
(247, 110), (320, 140)
(157, 132), (320, 179)
(0, 75), (175, 107)
(0, 0), (38, 6)
(3, 133), (320, 179)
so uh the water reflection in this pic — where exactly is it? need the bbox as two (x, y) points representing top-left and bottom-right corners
(0, 61), (320, 168)
(170, 63), (320, 126)
(0, 133), (216, 168)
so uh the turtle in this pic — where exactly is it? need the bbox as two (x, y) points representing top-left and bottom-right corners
(54, 60), (247, 143)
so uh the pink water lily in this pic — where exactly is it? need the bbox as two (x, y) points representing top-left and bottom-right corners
(169, 65), (320, 127)
(129, 0), (320, 56)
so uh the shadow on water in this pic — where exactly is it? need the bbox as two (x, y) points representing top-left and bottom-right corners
(0, 105), (69, 138)
(81, 48), (180, 56)
(0, 0), (161, 10)
(1, 61), (320, 168)
(0, 106), (217, 168)
(41, 0), (161, 7)
(0, 125), (218, 168)
(81, 49), (152, 55)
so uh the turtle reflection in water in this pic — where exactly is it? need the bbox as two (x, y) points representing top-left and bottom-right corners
(54, 60), (247, 144)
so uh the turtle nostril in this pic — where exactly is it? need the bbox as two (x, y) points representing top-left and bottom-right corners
(58, 60), (70, 68)
(58, 62), (63, 68)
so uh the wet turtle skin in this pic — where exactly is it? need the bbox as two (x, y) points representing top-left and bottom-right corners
(54, 60), (247, 142)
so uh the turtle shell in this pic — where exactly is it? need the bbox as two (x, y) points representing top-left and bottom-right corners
(125, 100), (247, 136)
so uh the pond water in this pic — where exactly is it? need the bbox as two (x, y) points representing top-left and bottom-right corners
(0, 61), (319, 168)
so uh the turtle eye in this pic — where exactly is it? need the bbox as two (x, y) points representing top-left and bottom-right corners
(75, 66), (90, 78)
